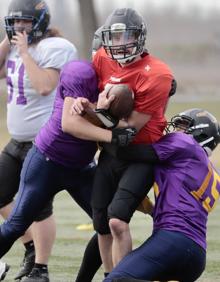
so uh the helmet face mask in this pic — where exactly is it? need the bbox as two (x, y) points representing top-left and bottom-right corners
(102, 24), (145, 63)
(167, 108), (220, 151)
(170, 115), (193, 132)
(102, 8), (146, 64)
(5, 0), (50, 44)
(5, 17), (33, 39)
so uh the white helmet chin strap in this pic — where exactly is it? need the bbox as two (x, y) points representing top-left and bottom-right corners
(199, 136), (214, 147)
(199, 136), (214, 156)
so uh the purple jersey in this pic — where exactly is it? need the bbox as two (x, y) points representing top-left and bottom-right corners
(152, 132), (220, 250)
(35, 60), (99, 168)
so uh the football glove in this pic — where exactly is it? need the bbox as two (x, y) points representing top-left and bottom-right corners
(111, 127), (137, 146)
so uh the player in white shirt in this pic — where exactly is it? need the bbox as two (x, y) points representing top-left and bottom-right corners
(0, 0), (78, 281)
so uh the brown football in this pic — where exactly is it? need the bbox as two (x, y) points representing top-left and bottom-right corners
(107, 84), (134, 119)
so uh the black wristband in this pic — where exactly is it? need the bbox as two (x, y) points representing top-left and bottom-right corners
(94, 108), (119, 128)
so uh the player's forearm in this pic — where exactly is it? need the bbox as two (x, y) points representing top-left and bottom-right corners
(62, 113), (112, 142)
(127, 110), (151, 132)
(20, 52), (59, 96)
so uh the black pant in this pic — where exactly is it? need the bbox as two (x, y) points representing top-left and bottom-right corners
(92, 149), (154, 234)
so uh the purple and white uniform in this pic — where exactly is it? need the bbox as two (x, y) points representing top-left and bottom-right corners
(6, 37), (78, 141)
(0, 37), (78, 214)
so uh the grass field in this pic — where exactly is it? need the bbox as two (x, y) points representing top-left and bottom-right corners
(0, 94), (220, 281)
(2, 192), (220, 282)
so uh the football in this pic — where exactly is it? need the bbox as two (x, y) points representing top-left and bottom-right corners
(83, 106), (103, 127)
(107, 84), (134, 119)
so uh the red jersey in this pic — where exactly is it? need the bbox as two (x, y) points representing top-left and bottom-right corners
(93, 47), (174, 144)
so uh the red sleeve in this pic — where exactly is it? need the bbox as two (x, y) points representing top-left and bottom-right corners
(135, 73), (173, 115)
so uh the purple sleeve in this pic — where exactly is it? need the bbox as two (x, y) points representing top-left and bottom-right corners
(152, 132), (194, 162)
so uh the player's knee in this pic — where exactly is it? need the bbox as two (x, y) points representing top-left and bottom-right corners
(93, 208), (111, 235)
(107, 194), (134, 224)
(0, 202), (13, 218)
(109, 218), (128, 237)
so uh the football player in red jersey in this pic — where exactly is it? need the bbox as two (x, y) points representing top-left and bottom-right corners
(93, 7), (177, 276)
(72, 7), (177, 277)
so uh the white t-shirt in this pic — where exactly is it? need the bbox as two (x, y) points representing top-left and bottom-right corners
(6, 37), (78, 141)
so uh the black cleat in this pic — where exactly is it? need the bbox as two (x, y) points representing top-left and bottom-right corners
(21, 267), (49, 282)
(14, 249), (35, 280)
(0, 261), (10, 281)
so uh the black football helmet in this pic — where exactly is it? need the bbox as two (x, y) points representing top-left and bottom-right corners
(168, 108), (220, 151)
(101, 8), (147, 64)
(5, 0), (50, 44)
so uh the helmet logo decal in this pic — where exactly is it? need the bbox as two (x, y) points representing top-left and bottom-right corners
(196, 111), (217, 122)
(196, 111), (208, 117)
(35, 1), (46, 10)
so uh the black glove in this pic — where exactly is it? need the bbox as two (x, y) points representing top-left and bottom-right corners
(94, 108), (119, 128)
(111, 127), (137, 146)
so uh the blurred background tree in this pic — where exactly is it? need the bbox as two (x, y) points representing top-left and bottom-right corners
(78, 0), (97, 57)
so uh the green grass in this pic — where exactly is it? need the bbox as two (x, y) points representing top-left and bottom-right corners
(1, 191), (220, 282)
(167, 100), (220, 121)
(0, 97), (220, 281)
